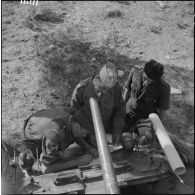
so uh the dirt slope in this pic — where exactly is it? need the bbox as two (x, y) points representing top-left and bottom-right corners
(2, 1), (194, 143)
(1, 1), (194, 194)
(2, 1), (194, 142)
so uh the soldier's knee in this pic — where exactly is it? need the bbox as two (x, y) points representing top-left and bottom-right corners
(145, 130), (153, 140)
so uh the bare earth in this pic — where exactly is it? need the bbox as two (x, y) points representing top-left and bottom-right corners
(1, 1), (194, 194)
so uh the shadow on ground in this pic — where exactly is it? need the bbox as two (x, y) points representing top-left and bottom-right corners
(37, 32), (194, 139)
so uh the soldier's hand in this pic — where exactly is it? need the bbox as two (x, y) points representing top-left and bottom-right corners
(88, 134), (97, 147)
(9, 160), (17, 169)
(18, 152), (34, 170)
(87, 147), (98, 159)
(112, 133), (121, 146)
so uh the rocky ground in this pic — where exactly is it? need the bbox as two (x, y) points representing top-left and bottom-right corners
(1, 1), (194, 193)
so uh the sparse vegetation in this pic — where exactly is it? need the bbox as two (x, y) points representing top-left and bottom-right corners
(177, 22), (190, 30)
(34, 8), (64, 23)
(1, 1), (194, 193)
(106, 10), (122, 18)
(149, 25), (163, 34)
(24, 8), (42, 31)
(2, 7), (15, 16)
(24, 7), (64, 31)
(37, 26), (123, 96)
(2, 0), (194, 153)
(39, 27), (91, 76)
(116, 1), (131, 5)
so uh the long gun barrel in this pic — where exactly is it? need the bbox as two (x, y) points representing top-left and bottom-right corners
(89, 97), (120, 194)
(149, 113), (186, 176)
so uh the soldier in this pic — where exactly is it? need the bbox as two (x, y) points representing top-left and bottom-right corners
(17, 107), (96, 174)
(123, 59), (170, 144)
(70, 62), (126, 149)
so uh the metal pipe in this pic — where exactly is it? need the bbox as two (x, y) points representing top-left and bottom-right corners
(89, 97), (120, 194)
(149, 113), (186, 175)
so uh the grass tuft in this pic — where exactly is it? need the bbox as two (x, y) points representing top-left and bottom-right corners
(106, 10), (122, 18)
(149, 25), (163, 34)
(34, 8), (64, 23)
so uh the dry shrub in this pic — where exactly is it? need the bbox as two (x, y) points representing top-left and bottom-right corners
(149, 25), (163, 34)
(2, 7), (15, 17)
(106, 10), (122, 18)
(116, 1), (131, 5)
(38, 26), (98, 86)
(24, 8), (42, 31)
(24, 7), (63, 31)
(37, 25), (122, 94)
(34, 8), (64, 23)
(177, 23), (190, 30)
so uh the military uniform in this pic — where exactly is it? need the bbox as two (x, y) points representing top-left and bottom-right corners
(20, 107), (88, 165)
(22, 108), (73, 148)
(71, 75), (126, 135)
(124, 65), (170, 129)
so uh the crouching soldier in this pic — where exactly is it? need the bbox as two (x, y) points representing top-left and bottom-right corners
(18, 107), (98, 174)
(70, 62), (126, 147)
(123, 59), (170, 145)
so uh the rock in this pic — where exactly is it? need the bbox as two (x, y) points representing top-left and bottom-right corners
(149, 25), (163, 34)
(171, 87), (182, 95)
(30, 107), (35, 111)
(165, 55), (170, 59)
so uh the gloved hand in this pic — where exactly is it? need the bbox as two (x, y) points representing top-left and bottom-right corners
(18, 152), (34, 170)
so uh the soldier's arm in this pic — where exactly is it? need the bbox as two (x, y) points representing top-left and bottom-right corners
(74, 137), (98, 158)
(157, 83), (171, 123)
(123, 68), (134, 102)
(70, 83), (85, 113)
(41, 154), (92, 174)
(112, 84), (126, 144)
(158, 110), (168, 122)
(17, 141), (36, 170)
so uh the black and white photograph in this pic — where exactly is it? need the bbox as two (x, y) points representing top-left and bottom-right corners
(1, 1), (194, 194)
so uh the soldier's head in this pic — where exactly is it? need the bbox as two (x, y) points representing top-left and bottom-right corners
(94, 62), (124, 93)
(143, 60), (164, 81)
(99, 62), (118, 89)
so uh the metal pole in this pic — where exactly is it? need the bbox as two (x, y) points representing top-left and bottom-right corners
(89, 97), (120, 194)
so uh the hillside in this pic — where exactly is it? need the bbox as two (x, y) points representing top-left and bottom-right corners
(2, 1), (194, 144)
